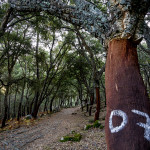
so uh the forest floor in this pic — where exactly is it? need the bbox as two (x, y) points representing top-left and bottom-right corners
(0, 107), (106, 150)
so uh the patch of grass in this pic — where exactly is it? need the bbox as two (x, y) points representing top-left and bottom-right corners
(84, 120), (104, 130)
(100, 125), (104, 129)
(71, 130), (76, 134)
(60, 133), (82, 142)
(93, 120), (101, 128)
(84, 124), (93, 130)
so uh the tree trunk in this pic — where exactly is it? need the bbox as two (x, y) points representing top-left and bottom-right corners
(105, 39), (150, 150)
(50, 99), (54, 112)
(1, 86), (9, 128)
(32, 17), (40, 119)
(44, 98), (48, 112)
(17, 81), (25, 121)
(94, 86), (100, 121)
(89, 91), (94, 116)
(27, 101), (30, 115)
(86, 102), (89, 112)
(13, 87), (18, 118)
(79, 88), (83, 111)
(7, 95), (10, 120)
(32, 102), (40, 118)
(101, 79), (106, 107)
(0, 94), (1, 119)
(22, 105), (25, 116)
(29, 97), (35, 114)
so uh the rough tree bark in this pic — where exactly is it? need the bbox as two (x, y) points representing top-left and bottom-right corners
(105, 39), (150, 150)
(1, 86), (9, 128)
(0, 8), (13, 37)
(13, 86), (18, 118)
(17, 81), (25, 121)
(94, 81), (100, 121)
(89, 90), (94, 116)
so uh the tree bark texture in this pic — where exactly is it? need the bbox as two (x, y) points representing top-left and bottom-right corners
(89, 92), (94, 116)
(94, 87), (100, 121)
(32, 102), (40, 118)
(105, 39), (150, 150)
(1, 86), (9, 128)
(17, 81), (25, 121)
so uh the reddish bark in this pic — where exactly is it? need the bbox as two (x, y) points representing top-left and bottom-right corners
(94, 87), (100, 121)
(89, 92), (94, 116)
(105, 39), (150, 150)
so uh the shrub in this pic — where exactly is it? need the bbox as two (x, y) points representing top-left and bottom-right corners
(84, 120), (104, 130)
(60, 133), (82, 142)
(84, 124), (93, 130)
(100, 125), (104, 129)
(93, 120), (101, 128)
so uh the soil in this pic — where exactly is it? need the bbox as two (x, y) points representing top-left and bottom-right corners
(0, 107), (106, 150)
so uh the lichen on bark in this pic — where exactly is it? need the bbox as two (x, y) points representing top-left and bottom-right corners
(8, 0), (150, 43)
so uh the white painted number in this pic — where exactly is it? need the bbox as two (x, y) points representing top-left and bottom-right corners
(132, 110), (150, 141)
(109, 109), (150, 141)
(109, 110), (128, 133)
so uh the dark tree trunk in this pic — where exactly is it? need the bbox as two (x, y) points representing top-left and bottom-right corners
(29, 97), (35, 114)
(105, 39), (150, 150)
(1, 86), (9, 128)
(75, 97), (79, 106)
(32, 102), (40, 118)
(0, 95), (1, 118)
(50, 95), (57, 112)
(101, 79), (106, 107)
(17, 81), (25, 121)
(13, 87), (18, 118)
(22, 105), (25, 116)
(27, 101), (30, 115)
(89, 92), (94, 116)
(17, 102), (22, 121)
(79, 88), (83, 111)
(70, 97), (72, 107)
(60, 99), (63, 107)
(44, 99), (48, 112)
(7, 95), (10, 120)
(94, 86), (100, 121)
(86, 102), (89, 112)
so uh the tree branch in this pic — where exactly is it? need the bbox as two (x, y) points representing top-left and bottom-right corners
(0, 8), (13, 37)
(8, 0), (108, 40)
(8, 0), (150, 42)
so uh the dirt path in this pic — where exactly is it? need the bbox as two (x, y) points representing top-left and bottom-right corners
(0, 107), (106, 150)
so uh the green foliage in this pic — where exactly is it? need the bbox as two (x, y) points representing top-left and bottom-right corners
(0, 3), (107, 126)
(84, 124), (93, 130)
(60, 132), (82, 142)
(100, 125), (104, 129)
(93, 120), (101, 128)
(71, 130), (76, 134)
(84, 120), (104, 130)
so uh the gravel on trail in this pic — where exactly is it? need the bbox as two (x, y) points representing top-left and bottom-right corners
(0, 107), (106, 150)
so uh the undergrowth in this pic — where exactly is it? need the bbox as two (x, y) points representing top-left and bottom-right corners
(60, 132), (82, 142)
